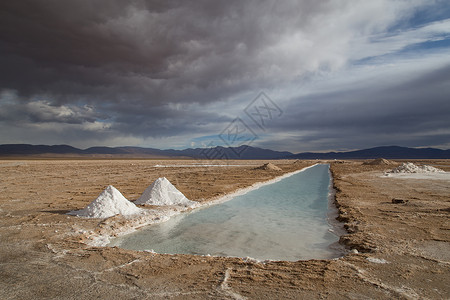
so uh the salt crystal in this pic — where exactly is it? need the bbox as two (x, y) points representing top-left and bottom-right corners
(366, 257), (388, 264)
(135, 177), (196, 207)
(68, 185), (142, 218)
(386, 162), (444, 174)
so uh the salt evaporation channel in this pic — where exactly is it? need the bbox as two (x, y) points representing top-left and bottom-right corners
(108, 164), (342, 261)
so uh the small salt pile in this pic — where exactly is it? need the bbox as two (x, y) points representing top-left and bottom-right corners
(68, 185), (142, 218)
(254, 163), (282, 171)
(135, 177), (196, 207)
(363, 158), (396, 165)
(387, 162), (445, 174)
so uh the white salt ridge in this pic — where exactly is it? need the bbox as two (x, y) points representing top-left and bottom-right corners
(135, 177), (196, 207)
(366, 257), (389, 264)
(68, 185), (143, 218)
(387, 162), (445, 174)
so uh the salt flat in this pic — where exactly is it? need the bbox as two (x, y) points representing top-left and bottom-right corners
(0, 159), (449, 299)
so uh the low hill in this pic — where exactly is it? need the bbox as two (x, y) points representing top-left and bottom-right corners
(0, 144), (292, 159)
(0, 144), (83, 155)
(287, 146), (450, 159)
(0, 144), (449, 159)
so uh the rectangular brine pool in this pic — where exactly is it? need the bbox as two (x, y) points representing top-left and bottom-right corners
(108, 164), (343, 261)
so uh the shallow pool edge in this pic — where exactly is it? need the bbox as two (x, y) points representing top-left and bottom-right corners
(326, 166), (347, 256)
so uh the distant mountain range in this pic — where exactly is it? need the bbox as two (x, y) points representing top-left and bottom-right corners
(0, 144), (291, 159)
(0, 144), (449, 159)
(287, 146), (450, 159)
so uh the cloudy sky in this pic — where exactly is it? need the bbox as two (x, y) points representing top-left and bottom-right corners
(1, 0), (449, 152)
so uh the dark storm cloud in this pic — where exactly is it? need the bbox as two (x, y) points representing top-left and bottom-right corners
(0, 99), (98, 124)
(0, 0), (328, 104)
(0, 0), (449, 150)
(110, 104), (232, 138)
(260, 63), (450, 151)
(0, 0), (352, 148)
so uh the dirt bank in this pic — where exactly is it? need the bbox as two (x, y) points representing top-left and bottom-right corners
(0, 159), (449, 299)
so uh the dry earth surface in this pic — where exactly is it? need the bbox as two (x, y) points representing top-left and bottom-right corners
(0, 159), (449, 299)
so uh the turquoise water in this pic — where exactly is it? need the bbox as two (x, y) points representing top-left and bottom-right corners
(109, 164), (341, 261)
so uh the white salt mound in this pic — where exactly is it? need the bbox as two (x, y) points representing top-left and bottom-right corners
(363, 158), (396, 165)
(387, 162), (445, 174)
(135, 177), (196, 207)
(68, 185), (142, 218)
(254, 163), (282, 171)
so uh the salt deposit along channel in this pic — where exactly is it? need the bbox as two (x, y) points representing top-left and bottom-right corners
(108, 164), (343, 261)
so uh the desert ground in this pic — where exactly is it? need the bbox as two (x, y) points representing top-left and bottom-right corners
(0, 159), (449, 299)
